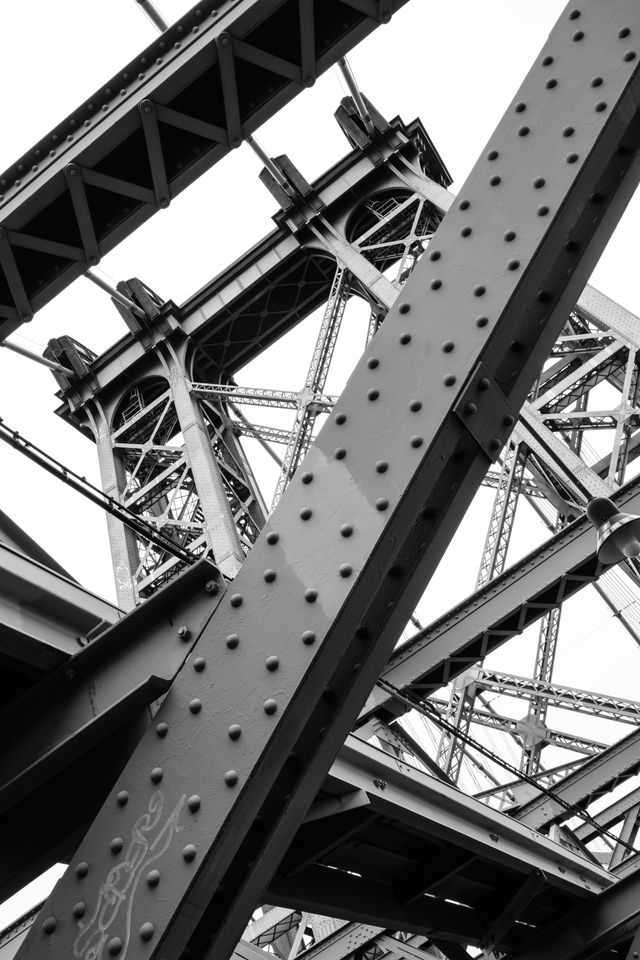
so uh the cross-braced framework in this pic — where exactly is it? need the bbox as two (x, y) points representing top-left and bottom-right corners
(5, 2), (640, 959)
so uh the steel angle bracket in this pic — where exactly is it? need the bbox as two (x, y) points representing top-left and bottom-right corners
(16, 4), (640, 959)
(453, 362), (517, 462)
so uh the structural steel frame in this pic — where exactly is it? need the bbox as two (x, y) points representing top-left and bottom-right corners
(4, 2), (640, 959)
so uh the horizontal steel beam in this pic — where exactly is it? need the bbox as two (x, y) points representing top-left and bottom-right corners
(0, 538), (120, 676)
(478, 671), (640, 725)
(362, 472), (640, 725)
(267, 736), (611, 949)
(0, 0), (412, 337)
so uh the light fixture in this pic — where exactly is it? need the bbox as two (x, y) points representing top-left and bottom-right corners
(586, 496), (640, 564)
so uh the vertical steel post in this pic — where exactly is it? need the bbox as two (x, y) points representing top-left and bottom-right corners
(86, 405), (139, 610)
(163, 351), (245, 578)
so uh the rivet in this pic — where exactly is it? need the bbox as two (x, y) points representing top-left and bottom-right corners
(568, 9), (580, 19)
(504, 230), (516, 241)
(624, 50), (637, 61)
(515, 101), (526, 113)
(619, 27), (631, 38)
(595, 101), (607, 112)
(302, 630), (316, 644)
(459, 199), (470, 210)
(490, 175), (501, 186)
(75, 861), (89, 878)
(110, 838), (124, 854)
(140, 923), (155, 942)
(461, 226), (472, 237)
(188, 795), (201, 812)
(563, 125), (575, 137)
(42, 917), (57, 934)
(177, 625), (191, 641)
(73, 902), (86, 919)
(399, 302), (411, 313)
(205, 579), (218, 594)
(429, 249), (442, 259)
(367, 388), (379, 400)
(189, 698), (202, 714)
(150, 767), (163, 783)
(533, 177), (545, 188)
(430, 278), (442, 290)
(264, 568), (276, 583)
(305, 589), (318, 603)
(155, 721), (169, 739)
(479, 377), (491, 391)
(116, 791), (129, 807)
(465, 402), (477, 416)
(566, 152), (579, 163)
(444, 375), (456, 386)
(591, 76), (603, 87)
(410, 436), (423, 448)
(147, 869), (160, 887)
(546, 78), (557, 88)
(487, 149), (499, 160)
(300, 507), (312, 520)
(508, 259), (520, 271)
(503, 414), (515, 427)
(368, 357), (379, 368)
(410, 399), (422, 411)
(489, 438), (502, 452)
(511, 340), (524, 353)
(108, 938), (123, 956)
(518, 126), (530, 136)
(542, 55), (553, 66)
(376, 498), (389, 511)
(266, 531), (279, 544)
(264, 699), (278, 715)
(230, 593), (243, 607)
(341, 523), (353, 537)
(399, 332), (411, 344)
(476, 316), (489, 327)
(376, 460), (388, 473)
(266, 655), (280, 671)
(226, 633), (240, 649)
(537, 205), (550, 216)
(474, 285), (486, 296)
(193, 657), (206, 672)
(301, 471), (313, 483)
(335, 447), (346, 459)
(335, 413), (347, 424)
(183, 843), (197, 861)
(572, 30), (584, 40)
(339, 563), (353, 578)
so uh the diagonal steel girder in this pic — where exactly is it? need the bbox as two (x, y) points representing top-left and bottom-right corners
(361, 471), (640, 725)
(16, 4), (640, 958)
(0, 0), (410, 339)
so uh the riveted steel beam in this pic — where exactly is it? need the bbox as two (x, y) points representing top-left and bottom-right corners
(16, 4), (640, 958)
(363, 471), (640, 724)
(0, 0), (414, 339)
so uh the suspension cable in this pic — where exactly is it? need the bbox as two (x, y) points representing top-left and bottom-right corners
(0, 417), (196, 567)
(377, 678), (639, 858)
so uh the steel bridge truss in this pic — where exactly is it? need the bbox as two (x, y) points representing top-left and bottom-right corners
(3, 1), (640, 959)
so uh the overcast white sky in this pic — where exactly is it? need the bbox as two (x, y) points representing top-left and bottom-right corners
(2, 0), (640, 932)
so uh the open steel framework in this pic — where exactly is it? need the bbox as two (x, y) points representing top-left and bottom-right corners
(3, 1), (640, 958)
